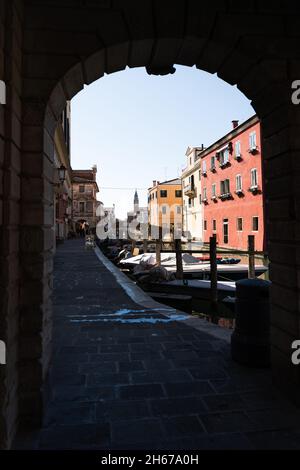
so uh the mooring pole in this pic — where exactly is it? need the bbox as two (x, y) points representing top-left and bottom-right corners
(248, 235), (255, 279)
(210, 235), (218, 323)
(156, 226), (162, 266)
(175, 238), (184, 280)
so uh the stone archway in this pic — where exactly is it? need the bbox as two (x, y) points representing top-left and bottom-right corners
(1, 0), (300, 449)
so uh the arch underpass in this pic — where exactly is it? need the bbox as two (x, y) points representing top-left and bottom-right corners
(1, 0), (300, 448)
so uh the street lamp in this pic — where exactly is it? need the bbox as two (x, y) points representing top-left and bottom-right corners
(58, 164), (66, 184)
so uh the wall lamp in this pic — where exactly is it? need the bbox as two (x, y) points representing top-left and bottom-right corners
(53, 164), (67, 187)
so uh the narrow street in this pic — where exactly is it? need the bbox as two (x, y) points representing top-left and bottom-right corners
(35, 239), (300, 450)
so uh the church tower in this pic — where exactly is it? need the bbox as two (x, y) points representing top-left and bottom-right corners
(134, 189), (139, 214)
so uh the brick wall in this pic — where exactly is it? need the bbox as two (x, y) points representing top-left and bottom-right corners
(0, 0), (23, 450)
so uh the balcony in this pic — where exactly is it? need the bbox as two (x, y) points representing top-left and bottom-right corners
(235, 189), (245, 197)
(219, 192), (233, 201)
(248, 185), (261, 195)
(248, 146), (259, 155)
(184, 184), (197, 198)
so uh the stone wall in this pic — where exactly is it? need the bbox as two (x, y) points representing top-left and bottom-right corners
(0, 0), (23, 450)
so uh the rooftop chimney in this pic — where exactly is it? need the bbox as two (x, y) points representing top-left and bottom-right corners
(153, 180), (157, 187)
(232, 120), (239, 129)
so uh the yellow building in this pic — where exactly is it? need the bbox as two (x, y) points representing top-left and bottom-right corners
(148, 179), (183, 239)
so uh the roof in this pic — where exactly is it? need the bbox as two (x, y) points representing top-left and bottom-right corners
(72, 169), (95, 182)
(197, 114), (259, 161)
(148, 178), (181, 190)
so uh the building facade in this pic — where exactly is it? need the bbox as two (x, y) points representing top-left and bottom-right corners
(148, 179), (183, 239)
(200, 116), (265, 251)
(182, 146), (204, 241)
(72, 165), (100, 233)
(54, 102), (73, 244)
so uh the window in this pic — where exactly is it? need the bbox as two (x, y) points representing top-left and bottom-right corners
(204, 220), (207, 231)
(235, 141), (241, 158)
(190, 158), (192, 166)
(175, 190), (182, 198)
(79, 202), (85, 213)
(176, 206), (181, 214)
(211, 156), (216, 170)
(212, 184), (216, 198)
(251, 168), (258, 188)
(160, 190), (167, 198)
(223, 219), (229, 244)
(212, 220), (217, 231)
(236, 175), (242, 192)
(219, 148), (230, 167)
(237, 217), (243, 231)
(202, 161), (207, 174)
(199, 194), (202, 204)
(79, 185), (85, 193)
(162, 206), (167, 215)
(86, 202), (93, 212)
(203, 187), (207, 201)
(249, 132), (257, 150)
(155, 192), (157, 199)
(220, 179), (230, 195)
(252, 216), (259, 232)
(199, 170), (201, 181)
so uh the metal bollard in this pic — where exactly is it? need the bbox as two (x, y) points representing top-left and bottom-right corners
(231, 279), (271, 368)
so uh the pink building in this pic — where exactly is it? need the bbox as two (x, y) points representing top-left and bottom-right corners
(200, 115), (265, 251)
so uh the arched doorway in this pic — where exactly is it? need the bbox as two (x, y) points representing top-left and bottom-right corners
(1, 0), (300, 448)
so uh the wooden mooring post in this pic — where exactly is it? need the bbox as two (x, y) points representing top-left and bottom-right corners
(131, 239), (136, 256)
(210, 235), (218, 322)
(156, 227), (162, 266)
(175, 238), (184, 280)
(143, 239), (148, 254)
(248, 235), (255, 279)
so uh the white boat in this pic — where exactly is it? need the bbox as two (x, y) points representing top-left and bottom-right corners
(120, 253), (268, 281)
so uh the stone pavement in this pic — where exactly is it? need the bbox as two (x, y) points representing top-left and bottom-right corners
(35, 240), (300, 449)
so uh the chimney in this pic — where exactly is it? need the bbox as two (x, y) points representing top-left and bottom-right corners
(153, 180), (157, 187)
(232, 120), (239, 129)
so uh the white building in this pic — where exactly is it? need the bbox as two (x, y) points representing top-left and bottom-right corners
(182, 146), (204, 242)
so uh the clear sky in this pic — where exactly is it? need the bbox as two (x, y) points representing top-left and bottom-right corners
(71, 65), (254, 219)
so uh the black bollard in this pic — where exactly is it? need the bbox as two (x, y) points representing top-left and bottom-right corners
(231, 279), (271, 368)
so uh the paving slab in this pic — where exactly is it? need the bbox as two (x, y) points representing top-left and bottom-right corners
(30, 239), (300, 450)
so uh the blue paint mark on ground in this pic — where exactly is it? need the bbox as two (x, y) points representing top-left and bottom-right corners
(68, 307), (189, 324)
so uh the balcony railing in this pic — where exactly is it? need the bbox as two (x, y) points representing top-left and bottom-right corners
(184, 184), (197, 198)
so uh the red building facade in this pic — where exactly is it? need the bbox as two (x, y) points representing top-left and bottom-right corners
(200, 115), (265, 251)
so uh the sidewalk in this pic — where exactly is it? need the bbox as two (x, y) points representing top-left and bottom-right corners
(36, 239), (300, 449)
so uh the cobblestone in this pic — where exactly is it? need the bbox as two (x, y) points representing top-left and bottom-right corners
(34, 240), (300, 450)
